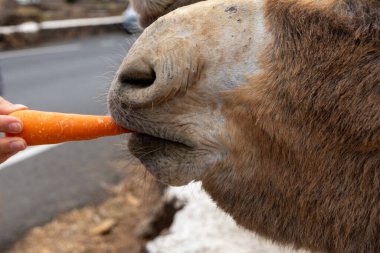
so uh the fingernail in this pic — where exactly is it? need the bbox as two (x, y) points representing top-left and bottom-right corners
(8, 123), (22, 133)
(11, 104), (28, 110)
(9, 141), (26, 151)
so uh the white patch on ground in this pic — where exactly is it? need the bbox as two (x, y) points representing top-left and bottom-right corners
(147, 182), (309, 253)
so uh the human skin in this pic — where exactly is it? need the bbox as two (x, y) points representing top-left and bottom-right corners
(0, 97), (27, 163)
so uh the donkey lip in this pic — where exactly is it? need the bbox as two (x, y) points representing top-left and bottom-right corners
(108, 106), (194, 148)
(130, 132), (192, 148)
(128, 132), (192, 156)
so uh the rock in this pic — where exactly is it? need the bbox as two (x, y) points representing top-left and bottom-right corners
(126, 193), (142, 207)
(89, 218), (117, 236)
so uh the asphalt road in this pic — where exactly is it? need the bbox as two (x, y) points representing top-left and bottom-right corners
(0, 33), (136, 250)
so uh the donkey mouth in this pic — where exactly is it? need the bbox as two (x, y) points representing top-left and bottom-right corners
(108, 101), (194, 158)
(128, 132), (193, 162)
(128, 130), (193, 174)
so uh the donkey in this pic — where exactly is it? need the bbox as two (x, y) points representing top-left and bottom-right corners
(109, 0), (380, 252)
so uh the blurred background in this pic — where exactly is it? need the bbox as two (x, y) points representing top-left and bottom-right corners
(0, 0), (128, 26)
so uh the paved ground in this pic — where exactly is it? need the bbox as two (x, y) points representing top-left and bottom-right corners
(0, 33), (136, 250)
(1, 33), (135, 114)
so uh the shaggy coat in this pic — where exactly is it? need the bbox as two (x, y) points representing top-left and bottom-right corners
(204, 1), (380, 252)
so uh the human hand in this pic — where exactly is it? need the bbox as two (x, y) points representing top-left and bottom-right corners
(0, 97), (28, 163)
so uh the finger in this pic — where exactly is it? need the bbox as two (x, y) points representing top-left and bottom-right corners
(0, 115), (23, 133)
(0, 97), (28, 115)
(0, 138), (26, 159)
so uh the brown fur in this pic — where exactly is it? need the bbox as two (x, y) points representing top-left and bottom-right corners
(203, 1), (380, 252)
(130, 0), (205, 27)
(109, 0), (380, 252)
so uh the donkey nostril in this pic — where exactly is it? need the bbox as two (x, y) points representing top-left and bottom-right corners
(119, 69), (156, 89)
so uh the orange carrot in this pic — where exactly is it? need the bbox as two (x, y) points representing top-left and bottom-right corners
(6, 110), (129, 146)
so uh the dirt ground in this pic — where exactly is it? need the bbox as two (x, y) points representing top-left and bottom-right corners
(5, 159), (165, 253)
